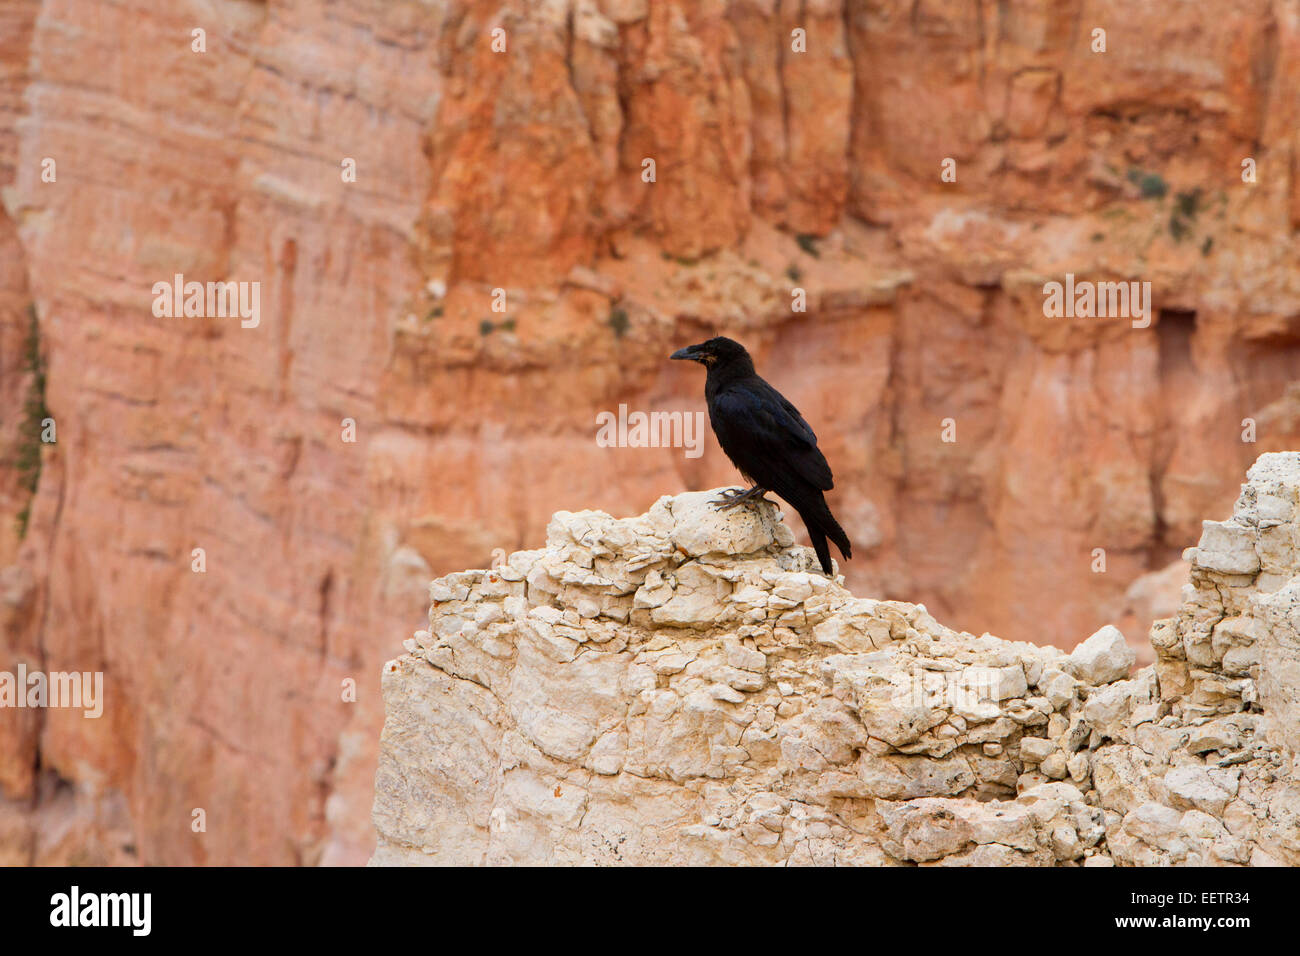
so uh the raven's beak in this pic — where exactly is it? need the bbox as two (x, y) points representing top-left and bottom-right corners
(670, 345), (699, 362)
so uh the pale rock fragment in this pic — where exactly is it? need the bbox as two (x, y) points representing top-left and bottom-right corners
(1064, 625), (1135, 685)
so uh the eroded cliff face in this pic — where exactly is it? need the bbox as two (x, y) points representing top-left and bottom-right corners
(2, 0), (1300, 864)
(372, 453), (1300, 866)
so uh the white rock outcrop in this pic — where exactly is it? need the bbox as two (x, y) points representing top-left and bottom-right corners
(371, 456), (1300, 865)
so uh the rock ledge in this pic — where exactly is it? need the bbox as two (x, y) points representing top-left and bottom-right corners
(371, 461), (1300, 866)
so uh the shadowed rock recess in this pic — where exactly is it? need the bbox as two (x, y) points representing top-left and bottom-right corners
(371, 453), (1300, 866)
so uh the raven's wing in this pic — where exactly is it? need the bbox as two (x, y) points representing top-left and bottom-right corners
(709, 378), (834, 491)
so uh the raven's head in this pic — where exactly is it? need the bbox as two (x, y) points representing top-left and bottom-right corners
(669, 336), (750, 370)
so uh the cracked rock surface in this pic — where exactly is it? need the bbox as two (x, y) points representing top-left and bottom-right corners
(371, 457), (1300, 865)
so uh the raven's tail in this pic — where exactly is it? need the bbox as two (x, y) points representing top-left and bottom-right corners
(797, 492), (852, 575)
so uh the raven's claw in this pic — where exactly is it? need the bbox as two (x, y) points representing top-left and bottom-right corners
(711, 486), (771, 511)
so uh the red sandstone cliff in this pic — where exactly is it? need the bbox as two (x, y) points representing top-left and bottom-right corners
(1, 0), (1299, 864)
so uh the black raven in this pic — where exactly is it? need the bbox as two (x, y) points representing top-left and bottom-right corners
(670, 336), (851, 575)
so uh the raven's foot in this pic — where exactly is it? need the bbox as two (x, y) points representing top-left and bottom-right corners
(711, 486), (772, 511)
